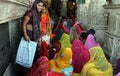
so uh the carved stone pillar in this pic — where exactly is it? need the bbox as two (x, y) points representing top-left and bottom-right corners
(103, 4), (120, 65)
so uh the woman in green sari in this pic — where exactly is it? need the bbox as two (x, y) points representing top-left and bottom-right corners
(59, 33), (71, 51)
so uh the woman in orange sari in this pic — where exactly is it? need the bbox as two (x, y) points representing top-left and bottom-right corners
(41, 4), (51, 36)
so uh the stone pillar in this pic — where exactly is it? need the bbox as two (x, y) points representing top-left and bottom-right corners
(88, 0), (107, 45)
(61, 0), (67, 16)
(103, 4), (120, 65)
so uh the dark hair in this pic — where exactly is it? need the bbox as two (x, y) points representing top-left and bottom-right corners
(43, 3), (47, 8)
(87, 29), (95, 35)
(36, 0), (43, 3)
(31, 0), (43, 10)
(80, 32), (88, 39)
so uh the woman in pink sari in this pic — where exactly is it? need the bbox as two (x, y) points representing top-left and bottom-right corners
(72, 39), (89, 73)
(85, 34), (100, 50)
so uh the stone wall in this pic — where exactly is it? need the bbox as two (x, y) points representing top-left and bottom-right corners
(76, 0), (90, 26)
(0, 0), (30, 75)
(0, 23), (10, 76)
(0, 0), (29, 24)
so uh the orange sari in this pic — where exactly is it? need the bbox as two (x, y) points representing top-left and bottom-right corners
(41, 13), (49, 35)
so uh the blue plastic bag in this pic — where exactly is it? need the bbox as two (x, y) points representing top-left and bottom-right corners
(16, 37), (37, 68)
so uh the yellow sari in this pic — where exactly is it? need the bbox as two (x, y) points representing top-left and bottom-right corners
(50, 48), (73, 75)
(81, 47), (113, 76)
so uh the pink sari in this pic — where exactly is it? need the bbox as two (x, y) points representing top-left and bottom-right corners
(85, 34), (100, 50)
(72, 39), (89, 73)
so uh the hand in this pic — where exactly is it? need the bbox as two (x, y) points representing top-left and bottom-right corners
(24, 35), (30, 41)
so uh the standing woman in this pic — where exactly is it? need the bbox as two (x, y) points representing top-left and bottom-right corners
(23, 0), (43, 42)
(16, 1), (44, 76)
(41, 4), (51, 36)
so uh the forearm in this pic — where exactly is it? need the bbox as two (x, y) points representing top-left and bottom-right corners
(23, 16), (30, 37)
(23, 23), (27, 36)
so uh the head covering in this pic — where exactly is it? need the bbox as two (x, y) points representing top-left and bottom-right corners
(72, 39), (89, 73)
(81, 47), (113, 76)
(69, 27), (78, 43)
(59, 33), (71, 51)
(85, 34), (100, 50)
(25, 0), (43, 41)
(73, 21), (85, 35)
(50, 48), (73, 76)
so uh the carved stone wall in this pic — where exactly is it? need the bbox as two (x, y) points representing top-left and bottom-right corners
(88, 0), (106, 27)
(76, 0), (90, 26)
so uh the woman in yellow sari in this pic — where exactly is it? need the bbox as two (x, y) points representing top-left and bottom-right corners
(50, 48), (73, 76)
(81, 46), (113, 76)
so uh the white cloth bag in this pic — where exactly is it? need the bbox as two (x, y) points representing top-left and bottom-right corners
(16, 37), (37, 68)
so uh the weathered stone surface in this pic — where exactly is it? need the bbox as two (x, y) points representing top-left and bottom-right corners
(104, 3), (120, 65)
(112, 0), (120, 4)
(88, 0), (106, 27)
(107, 14), (120, 36)
(0, 1), (29, 24)
(0, 23), (10, 76)
(76, 0), (90, 26)
(104, 32), (120, 66)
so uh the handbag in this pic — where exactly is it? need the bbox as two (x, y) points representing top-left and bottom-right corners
(16, 37), (37, 68)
